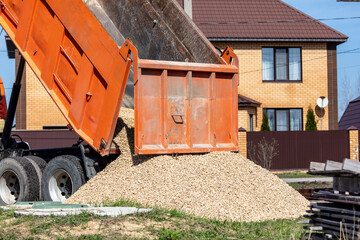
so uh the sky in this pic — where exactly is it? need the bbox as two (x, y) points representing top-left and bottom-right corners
(282, 0), (360, 119)
(0, 1), (359, 120)
(0, 29), (14, 106)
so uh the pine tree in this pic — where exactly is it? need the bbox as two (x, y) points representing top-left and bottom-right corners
(261, 112), (271, 131)
(305, 106), (317, 131)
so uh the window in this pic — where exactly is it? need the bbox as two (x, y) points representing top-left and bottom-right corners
(249, 114), (254, 132)
(264, 109), (302, 131)
(262, 47), (301, 81)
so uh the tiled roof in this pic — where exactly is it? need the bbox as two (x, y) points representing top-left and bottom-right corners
(339, 96), (360, 130)
(238, 94), (261, 107)
(175, 0), (347, 42)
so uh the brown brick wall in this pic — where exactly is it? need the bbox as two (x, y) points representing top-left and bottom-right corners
(213, 41), (332, 131)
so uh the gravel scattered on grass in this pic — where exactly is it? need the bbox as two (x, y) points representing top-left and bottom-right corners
(66, 108), (309, 222)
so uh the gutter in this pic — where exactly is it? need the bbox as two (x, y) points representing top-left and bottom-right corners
(209, 38), (348, 43)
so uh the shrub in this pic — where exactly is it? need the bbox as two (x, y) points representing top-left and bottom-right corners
(305, 106), (317, 131)
(261, 112), (271, 131)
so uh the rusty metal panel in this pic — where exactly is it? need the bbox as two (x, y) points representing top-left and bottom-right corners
(247, 130), (350, 170)
(0, 0), (132, 155)
(135, 60), (239, 154)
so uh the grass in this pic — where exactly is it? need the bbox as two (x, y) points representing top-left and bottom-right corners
(275, 171), (328, 179)
(138, 206), (306, 240)
(0, 200), (307, 240)
(288, 181), (333, 189)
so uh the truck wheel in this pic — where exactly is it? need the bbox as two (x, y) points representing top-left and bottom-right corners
(24, 156), (47, 200)
(24, 156), (47, 172)
(42, 155), (85, 202)
(0, 157), (40, 205)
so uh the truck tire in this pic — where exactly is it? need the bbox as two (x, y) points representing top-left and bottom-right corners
(24, 156), (47, 200)
(25, 156), (47, 172)
(0, 157), (40, 205)
(41, 155), (85, 202)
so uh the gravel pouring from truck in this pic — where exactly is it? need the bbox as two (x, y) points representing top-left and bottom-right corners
(0, 0), (239, 204)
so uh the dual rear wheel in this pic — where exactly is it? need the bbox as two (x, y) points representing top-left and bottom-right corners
(0, 155), (85, 205)
(42, 155), (85, 202)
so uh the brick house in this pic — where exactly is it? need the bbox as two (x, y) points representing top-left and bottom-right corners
(176, 0), (348, 131)
(8, 0), (347, 131)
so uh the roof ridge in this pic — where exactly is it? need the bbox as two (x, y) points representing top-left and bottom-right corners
(279, 0), (348, 40)
(350, 96), (360, 103)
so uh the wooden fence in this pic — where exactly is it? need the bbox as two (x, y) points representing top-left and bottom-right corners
(242, 130), (356, 170)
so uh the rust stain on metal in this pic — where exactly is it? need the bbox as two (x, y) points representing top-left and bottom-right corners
(134, 58), (239, 154)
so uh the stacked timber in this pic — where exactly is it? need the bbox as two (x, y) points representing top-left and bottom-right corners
(305, 159), (360, 239)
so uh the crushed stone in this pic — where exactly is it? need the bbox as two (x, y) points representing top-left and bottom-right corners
(66, 108), (309, 222)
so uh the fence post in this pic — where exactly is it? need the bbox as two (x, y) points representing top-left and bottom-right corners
(238, 128), (247, 158)
(348, 127), (359, 162)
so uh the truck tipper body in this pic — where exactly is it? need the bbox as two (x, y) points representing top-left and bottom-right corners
(0, 0), (239, 204)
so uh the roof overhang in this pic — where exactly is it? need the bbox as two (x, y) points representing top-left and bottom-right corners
(209, 38), (348, 43)
(238, 103), (261, 108)
(238, 94), (261, 108)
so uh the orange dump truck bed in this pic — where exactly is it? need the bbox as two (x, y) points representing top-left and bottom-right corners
(135, 60), (239, 154)
(0, 0), (239, 155)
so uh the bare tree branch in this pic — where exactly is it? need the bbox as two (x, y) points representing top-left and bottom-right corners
(247, 137), (279, 170)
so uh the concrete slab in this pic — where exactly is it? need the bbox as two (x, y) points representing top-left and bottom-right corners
(13, 207), (152, 217)
(282, 177), (333, 183)
(1, 202), (152, 217)
(1, 202), (88, 211)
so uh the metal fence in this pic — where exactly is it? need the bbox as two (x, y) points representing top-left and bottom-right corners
(12, 130), (79, 149)
(247, 130), (350, 170)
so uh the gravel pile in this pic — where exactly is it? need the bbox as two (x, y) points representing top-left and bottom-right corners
(66, 108), (309, 222)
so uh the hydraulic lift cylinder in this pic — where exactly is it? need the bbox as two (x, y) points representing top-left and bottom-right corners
(1, 56), (25, 148)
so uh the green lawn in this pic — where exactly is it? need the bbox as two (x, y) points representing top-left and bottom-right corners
(0, 200), (307, 240)
(288, 181), (333, 189)
(275, 171), (327, 179)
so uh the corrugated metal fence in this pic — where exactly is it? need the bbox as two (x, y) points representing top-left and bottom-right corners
(247, 130), (350, 170)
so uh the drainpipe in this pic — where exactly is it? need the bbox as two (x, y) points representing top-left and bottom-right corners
(183, 0), (192, 19)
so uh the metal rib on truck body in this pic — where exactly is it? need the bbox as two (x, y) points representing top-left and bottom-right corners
(135, 60), (239, 154)
(0, 0), (133, 155)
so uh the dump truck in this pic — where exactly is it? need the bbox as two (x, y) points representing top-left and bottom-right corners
(0, 0), (239, 205)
